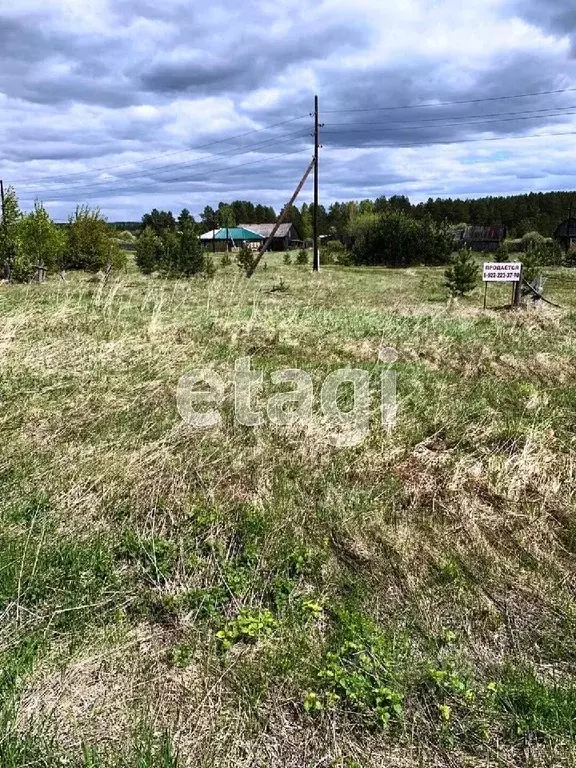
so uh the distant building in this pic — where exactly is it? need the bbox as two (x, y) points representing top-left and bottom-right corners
(553, 218), (576, 252)
(199, 227), (264, 251)
(239, 223), (299, 251)
(455, 225), (507, 252)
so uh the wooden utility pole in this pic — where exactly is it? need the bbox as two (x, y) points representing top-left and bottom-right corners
(246, 159), (315, 278)
(313, 95), (320, 272)
(0, 180), (5, 223)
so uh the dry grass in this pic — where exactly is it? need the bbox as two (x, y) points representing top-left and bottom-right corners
(1, 257), (576, 766)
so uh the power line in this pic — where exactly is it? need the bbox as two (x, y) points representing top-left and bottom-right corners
(37, 148), (312, 203)
(21, 132), (309, 198)
(322, 129), (576, 150)
(323, 86), (576, 114)
(323, 104), (576, 127)
(13, 114), (310, 185)
(323, 110), (576, 134)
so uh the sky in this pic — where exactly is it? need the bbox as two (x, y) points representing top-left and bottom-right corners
(2, 0), (576, 221)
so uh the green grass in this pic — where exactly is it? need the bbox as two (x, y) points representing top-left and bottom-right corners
(1, 256), (576, 766)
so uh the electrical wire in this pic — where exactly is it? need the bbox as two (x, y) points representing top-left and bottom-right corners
(20, 131), (309, 197)
(323, 111), (576, 134)
(321, 128), (576, 150)
(323, 86), (576, 114)
(37, 148), (312, 202)
(13, 114), (310, 185)
(323, 104), (576, 127)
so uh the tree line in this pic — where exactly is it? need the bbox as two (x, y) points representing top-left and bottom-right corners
(128, 190), (576, 242)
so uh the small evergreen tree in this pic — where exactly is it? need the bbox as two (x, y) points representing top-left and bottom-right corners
(203, 255), (216, 278)
(236, 246), (257, 277)
(175, 224), (204, 276)
(283, 252), (291, 265)
(296, 249), (309, 265)
(221, 252), (231, 267)
(135, 226), (161, 274)
(444, 249), (479, 296)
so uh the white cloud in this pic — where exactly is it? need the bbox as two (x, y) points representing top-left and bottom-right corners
(1, 0), (576, 220)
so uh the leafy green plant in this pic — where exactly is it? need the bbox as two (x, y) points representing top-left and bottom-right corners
(283, 252), (292, 265)
(221, 251), (232, 267)
(444, 249), (479, 296)
(216, 609), (277, 650)
(306, 614), (404, 728)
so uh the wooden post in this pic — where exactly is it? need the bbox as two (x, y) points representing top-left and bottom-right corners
(313, 95), (320, 272)
(246, 159), (314, 278)
(483, 281), (488, 310)
(513, 266), (523, 307)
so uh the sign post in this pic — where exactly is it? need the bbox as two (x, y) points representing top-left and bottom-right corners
(482, 262), (523, 309)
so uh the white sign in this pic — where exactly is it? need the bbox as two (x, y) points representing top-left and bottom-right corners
(483, 262), (522, 283)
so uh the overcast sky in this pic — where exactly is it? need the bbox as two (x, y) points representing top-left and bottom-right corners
(2, 0), (576, 221)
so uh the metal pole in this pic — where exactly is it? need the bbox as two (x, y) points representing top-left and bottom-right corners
(0, 180), (5, 223)
(212, 217), (216, 255)
(483, 281), (488, 310)
(313, 95), (320, 272)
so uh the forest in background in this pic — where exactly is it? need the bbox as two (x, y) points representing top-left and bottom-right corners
(111, 190), (576, 240)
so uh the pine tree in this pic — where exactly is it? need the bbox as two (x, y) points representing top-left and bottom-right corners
(135, 226), (161, 274)
(444, 249), (479, 296)
(176, 224), (205, 276)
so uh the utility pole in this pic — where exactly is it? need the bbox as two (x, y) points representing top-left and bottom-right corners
(313, 95), (320, 272)
(0, 180), (5, 223)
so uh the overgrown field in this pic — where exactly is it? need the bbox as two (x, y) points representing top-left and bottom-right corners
(1, 257), (576, 767)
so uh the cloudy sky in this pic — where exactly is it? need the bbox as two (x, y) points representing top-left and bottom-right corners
(2, 0), (576, 221)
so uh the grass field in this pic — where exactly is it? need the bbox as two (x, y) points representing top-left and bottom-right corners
(1, 255), (576, 767)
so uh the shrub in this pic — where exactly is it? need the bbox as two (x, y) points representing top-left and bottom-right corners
(283, 253), (292, 265)
(221, 252), (231, 267)
(320, 240), (353, 266)
(444, 249), (479, 296)
(296, 249), (309, 265)
(521, 241), (566, 283)
(65, 206), (122, 272)
(19, 201), (66, 277)
(521, 231), (545, 252)
(351, 211), (452, 267)
(0, 186), (24, 281)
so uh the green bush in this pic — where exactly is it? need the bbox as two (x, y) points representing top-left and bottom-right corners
(283, 252), (292, 265)
(296, 249), (309, 265)
(521, 231), (545, 251)
(65, 206), (124, 272)
(444, 249), (479, 296)
(320, 240), (353, 266)
(350, 211), (453, 267)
